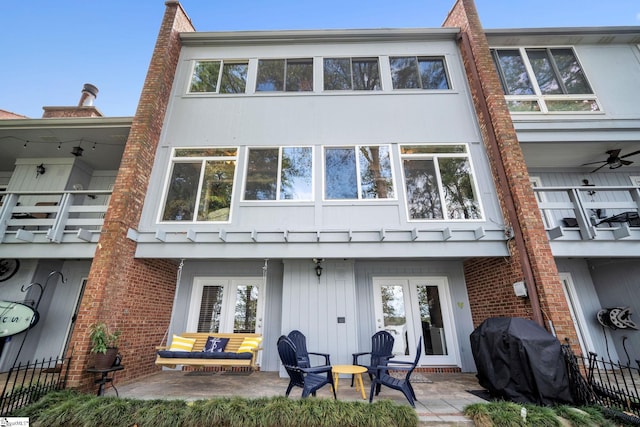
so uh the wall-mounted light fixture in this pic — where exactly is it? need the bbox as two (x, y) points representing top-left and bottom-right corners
(313, 258), (324, 281)
(36, 163), (46, 178)
(582, 179), (596, 197)
(71, 146), (84, 157)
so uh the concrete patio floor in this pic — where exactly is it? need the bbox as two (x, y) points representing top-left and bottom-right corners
(111, 370), (488, 426)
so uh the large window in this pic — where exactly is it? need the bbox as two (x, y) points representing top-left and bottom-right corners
(324, 145), (394, 200)
(161, 148), (237, 222)
(256, 58), (313, 92)
(390, 56), (450, 90)
(492, 47), (598, 112)
(244, 147), (313, 201)
(401, 144), (481, 220)
(189, 60), (248, 94)
(323, 57), (381, 90)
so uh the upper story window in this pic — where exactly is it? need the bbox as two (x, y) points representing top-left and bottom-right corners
(244, 147), (313, 201)
(189, 60), (248, 94)
(400, 144), (481, 220)
(390, 56), (450, 90)
(256, 58), (313, 92)
(323, 57), (381, 90)
(325, 145), (394, 200)
(161, 148), (238, 222)
(491, 47), (599, 113)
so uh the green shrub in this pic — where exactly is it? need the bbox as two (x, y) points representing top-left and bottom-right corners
(464, 401), (623, 427)
(12, 390), (418, 427)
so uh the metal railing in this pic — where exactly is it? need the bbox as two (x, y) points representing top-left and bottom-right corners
(533, 185), (640, 240)
(0, 190), (111, 243)
(0, 354), (71, 416)
(562, 343), (640, 424)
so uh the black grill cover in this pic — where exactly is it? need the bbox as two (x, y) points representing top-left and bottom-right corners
(470, 317), (573, 405)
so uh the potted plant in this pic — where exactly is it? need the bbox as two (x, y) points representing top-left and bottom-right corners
(89, 322), (121, 369)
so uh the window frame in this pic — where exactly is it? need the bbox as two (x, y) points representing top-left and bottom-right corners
(187, 60), (249, 95)
(242, 146), (315, 202)
(389, 56), (451, 90)
(491, 46), (601, 113)
(399, 143), (483, 222)
(323, 144), (397, 202)
(158, 147), (239, 224)
(255, 58), (314, 93)
(322, 57), (382, 91)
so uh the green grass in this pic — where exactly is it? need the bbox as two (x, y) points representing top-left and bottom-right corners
(11, 390), (419, 427)
(464, 401), (623, 426)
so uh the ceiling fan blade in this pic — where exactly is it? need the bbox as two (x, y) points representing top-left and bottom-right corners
(620, 150), (640, 159)
(621, 159), (633, 166)
(590, 163), (608, 173)
(582, 160), (607, 166)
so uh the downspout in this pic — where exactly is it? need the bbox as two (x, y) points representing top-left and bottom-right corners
(457, 31), (544, 327)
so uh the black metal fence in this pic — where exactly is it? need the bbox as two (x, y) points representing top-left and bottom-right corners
(0, 355), (71, 416)
(562, 343), (640, 424)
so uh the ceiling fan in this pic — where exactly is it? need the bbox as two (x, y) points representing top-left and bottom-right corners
(582, 149), (640, 173)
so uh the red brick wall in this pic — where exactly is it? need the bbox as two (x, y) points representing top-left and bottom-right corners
(66, 1), (195, 390)
(444, 0), (578, 346)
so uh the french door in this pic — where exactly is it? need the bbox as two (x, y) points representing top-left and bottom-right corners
(372, 277), (458, 365)
(187, 277), (264, 334)
(560, 273), (594, 356)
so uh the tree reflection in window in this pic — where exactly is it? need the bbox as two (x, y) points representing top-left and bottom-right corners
(390, 56), (449, 90)
(189, 60), (248, 94)
(244, 147), (312, 200)
(323, 57), (381, 90)
(161, 148), (237, 222)
(491, 47), (597, 112)
(325, 145), (394, 200)
(401, 144), (481, 220)
(256, 58), (313, 92)
(234, 285), (258, 333)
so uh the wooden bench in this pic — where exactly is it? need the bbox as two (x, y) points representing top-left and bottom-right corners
(155, 332), (263, 371)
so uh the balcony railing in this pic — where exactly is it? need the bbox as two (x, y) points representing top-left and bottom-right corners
(0, 190), (111, 244)
(533, 185), (640, 240)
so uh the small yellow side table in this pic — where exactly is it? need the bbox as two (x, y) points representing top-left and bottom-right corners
(331, 364), (368, 399)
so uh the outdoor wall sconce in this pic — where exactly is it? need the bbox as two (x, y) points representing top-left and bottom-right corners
(36, 163), (46, 178)
(71, 145), (84, 157)
(582, 179), (596, 197)
(313, 258), (324, 281)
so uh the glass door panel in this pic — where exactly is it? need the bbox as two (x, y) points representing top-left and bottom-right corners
(233, 284), (259, 333)
(417, 285), (447, 356)
(374, 277), (458, 365)
(373, 279), (416, 358)
(197, 285), (224, 333)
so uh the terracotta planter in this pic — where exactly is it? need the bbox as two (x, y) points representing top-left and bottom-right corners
(93, 348), (119, 369)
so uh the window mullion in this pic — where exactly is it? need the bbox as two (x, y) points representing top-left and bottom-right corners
(283, 60), (288, 91)
(193, 159), (207, 222)
(349, 58), (355, 90)
(276, 147), (284, 200)
(433, 156), (448, 220)
(354, 146), (363, 199)
(217, 60), (224, 94)
(521, 48), (543, 96)
(547, 48), (569, 94)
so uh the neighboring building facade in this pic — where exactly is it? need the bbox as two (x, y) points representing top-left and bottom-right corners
(0, 0), (637, 391)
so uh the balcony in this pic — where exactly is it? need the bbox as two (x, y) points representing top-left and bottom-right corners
(0, 190), (111, 258)
(533, 185), (640, 257)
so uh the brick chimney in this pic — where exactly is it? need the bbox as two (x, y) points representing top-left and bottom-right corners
(42, 83), (103, 118)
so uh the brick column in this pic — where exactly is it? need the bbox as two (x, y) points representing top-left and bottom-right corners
(66, 1), (195, 389)
(443, 0), (579, 346)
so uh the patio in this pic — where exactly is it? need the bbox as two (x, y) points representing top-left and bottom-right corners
(112, 370), (486, 425)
